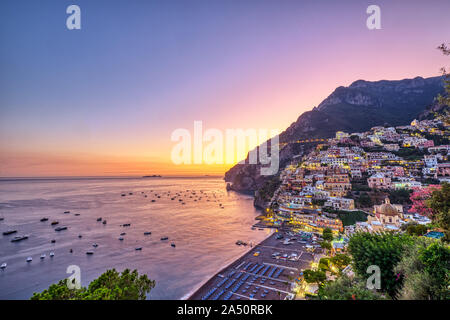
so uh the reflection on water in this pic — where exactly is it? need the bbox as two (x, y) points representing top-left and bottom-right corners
(0, 177), (270, 299)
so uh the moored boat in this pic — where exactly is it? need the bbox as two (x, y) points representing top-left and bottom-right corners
(11, 235), (29, 242)
(55, 226), (67, 231)
(2, 230), (17, 236)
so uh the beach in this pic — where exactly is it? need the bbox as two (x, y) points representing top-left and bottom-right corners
(188, 228), (316, 301)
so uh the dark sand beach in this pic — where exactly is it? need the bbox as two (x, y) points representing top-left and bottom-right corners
(189, 230), (317, 300)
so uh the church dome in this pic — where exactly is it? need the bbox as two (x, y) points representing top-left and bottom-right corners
(379, 203), (400, 216)
(378, 198), (400, 216)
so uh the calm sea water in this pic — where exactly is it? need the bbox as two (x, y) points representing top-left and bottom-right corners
(0, 177), (270, 299)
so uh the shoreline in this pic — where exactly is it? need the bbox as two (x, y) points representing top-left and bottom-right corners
(186, 229), (276, 300)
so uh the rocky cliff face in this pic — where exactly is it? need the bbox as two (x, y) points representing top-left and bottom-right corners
(225, 76), (445, 194)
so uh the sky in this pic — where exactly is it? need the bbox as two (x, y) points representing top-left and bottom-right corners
(0, 0), (449, 177)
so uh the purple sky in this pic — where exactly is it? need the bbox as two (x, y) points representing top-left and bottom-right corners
(0, 0), (449, 176)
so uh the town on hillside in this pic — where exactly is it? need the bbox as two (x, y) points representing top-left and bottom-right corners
(245, 112), (449, 296)
(263, 113), (449, 237)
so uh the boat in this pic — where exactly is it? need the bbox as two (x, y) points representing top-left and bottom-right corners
(40, 254), (46, 259)
(55, 226), (67, 231)
(120, 232), (126, 236)
(118, 237), (124, 241)
(64, 211), (70, 214)
(51, 221), (59, 225)
(49, 252), (54, 257)
(26, 257), (32, 262)
(135, 247), (142, 251)
(171, 243), (176, 248)
(78, 234), (82, 238)
(160, 237), (169, 241)
(121, 194), (126, 197)
(86, 251), (94, 255)
(122, 223), (131, 227)
(144, 232), (152, 235)
(102, 220), (107, 225)
(2, 230), (17, 236)
(151, 200), (156, 202)
(40, 218), (49, 222)
(0, 263), (6, 269)
(97, 217), (102, 222)
(11, 235), (29, 242)
(0, 217), (4, 221)
(142, 175), (162, 178)
(51, 239), (56, 243)
(74, 213), (80, 216)
(92, 243), (98, 248)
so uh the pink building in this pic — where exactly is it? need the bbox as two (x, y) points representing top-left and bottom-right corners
(368, 173), (392, 189)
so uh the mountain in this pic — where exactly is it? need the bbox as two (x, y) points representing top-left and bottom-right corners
(225, 76), (445, 196)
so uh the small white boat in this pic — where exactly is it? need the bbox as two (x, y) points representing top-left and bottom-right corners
(49, 252), (55, 257)
(0, 263), (6, 269)
(40, 254), (46, 259)
(26, 257), (32, 262)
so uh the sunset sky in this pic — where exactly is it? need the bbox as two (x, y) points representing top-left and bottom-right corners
(1, 0), (449, 177)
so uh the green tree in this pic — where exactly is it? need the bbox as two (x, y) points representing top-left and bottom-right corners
(358, 192), (373, 208)
(31, 269), (155, 300)
(317, 275), (386, 300)
(395, 239), (450, 300)
(319, 240), (332, 252)
(30, 279), (86, 300)
(388, 189), (412, 205)
(318, 257), (331, 272)
(348, 232), (414, 296)
(404, 223), (429, 236)
(426, 182), (450, 240)
(330, 254), (352, 272)
(303, 269), (327, 287)
(322, 228), (334, 242)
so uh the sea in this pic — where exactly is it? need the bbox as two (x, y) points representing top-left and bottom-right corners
(0, 176), (270, 299)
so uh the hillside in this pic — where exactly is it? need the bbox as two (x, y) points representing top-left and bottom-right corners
(225, 76), (445, 195)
